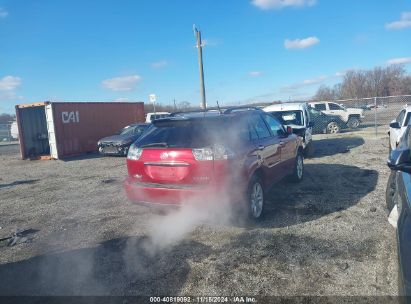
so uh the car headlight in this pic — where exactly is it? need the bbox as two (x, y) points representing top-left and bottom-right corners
(127, 143), (142, 160)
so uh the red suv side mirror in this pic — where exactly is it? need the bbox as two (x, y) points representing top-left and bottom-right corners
(286, 126), (293, 135)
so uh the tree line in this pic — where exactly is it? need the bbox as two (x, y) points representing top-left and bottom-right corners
(312, 65), (411, 101)
(143, 100), (194, 113)
(0, 113), (15, 124)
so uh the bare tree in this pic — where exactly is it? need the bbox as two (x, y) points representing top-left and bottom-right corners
(365, 67), (386, 97)
(341, 70), (370, 99)
(386, 65), (407, 96)
(333, 83), (342, 99)
(312, 85), (336, 101)
(178, 101), (191, 110)
(312, 65), (410, 101)
(0, 113), (15, 124)
(144, 103), (175, 113)
(399, 76), (411, 95)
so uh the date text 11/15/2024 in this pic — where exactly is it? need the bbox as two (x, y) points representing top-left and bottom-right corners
(149, 296), (257, 303)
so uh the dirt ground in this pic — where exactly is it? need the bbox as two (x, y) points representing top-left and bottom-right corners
(0, 128), (398, 297)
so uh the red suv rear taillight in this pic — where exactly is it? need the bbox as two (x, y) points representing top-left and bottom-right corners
(127, 143), (142, 160)
(192, 144), (235, 161)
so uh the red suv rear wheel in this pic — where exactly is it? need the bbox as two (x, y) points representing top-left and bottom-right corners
(247, 175), (264, 219)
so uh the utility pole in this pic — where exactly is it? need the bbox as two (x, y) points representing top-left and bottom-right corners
(194, 25), (207, 109)
(173, 99), (177, 111)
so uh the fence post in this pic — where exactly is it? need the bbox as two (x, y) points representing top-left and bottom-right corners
(374, 97), (377, 137)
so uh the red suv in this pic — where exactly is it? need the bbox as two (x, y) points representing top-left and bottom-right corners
(124, 108), (304, 219)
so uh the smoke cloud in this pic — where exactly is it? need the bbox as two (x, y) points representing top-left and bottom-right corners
(128, 193), (247, 259)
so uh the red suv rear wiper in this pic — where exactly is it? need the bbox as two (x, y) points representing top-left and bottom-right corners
(140, 142), (169, 148)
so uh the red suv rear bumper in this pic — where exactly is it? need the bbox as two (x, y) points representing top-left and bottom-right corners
(124, 176), (243, 205)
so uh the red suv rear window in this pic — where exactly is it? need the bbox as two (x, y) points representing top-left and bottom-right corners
(136, 118), (248, 148)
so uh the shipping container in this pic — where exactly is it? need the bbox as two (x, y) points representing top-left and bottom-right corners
(16, 101), (145, 159)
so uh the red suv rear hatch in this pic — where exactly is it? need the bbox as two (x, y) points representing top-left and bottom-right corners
(125, 118), (240, 205)
(127, 148), (215, 186)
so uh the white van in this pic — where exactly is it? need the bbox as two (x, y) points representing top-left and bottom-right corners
(145, 112), (171, 123)
(263, 103), (313, 154)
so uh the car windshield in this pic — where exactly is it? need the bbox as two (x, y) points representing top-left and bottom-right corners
(308, 107), (323, 117)
(270, 110), (304, 126)
(118, 125), (148, 136)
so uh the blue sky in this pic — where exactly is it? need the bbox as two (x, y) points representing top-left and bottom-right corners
(0, 0), (410, 113)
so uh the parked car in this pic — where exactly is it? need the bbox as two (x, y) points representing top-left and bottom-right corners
(308, 101), (364, 129)
(145, 112), (171, 123)
(308, 106), (348, 134)
(97, 123), (150, 156)
(386, 126), (411, 300)
(388, 105), (411, 153)
(364, 103), (388, 110)
(124, 108), (304, 219)
(263, 102), (313, 154)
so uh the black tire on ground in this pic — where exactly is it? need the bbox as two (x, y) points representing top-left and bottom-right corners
(290, 151), (304, 183)
(347, 117), (360, 129)
(386, 170), (397, 214)
(247, 175), (265, 219)
(326, 122), (340, 134)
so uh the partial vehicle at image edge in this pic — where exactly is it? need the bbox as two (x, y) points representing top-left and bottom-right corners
(388, 105), (411, 153)
(124, 108), (304, 220)
(386, 127), (411, 301)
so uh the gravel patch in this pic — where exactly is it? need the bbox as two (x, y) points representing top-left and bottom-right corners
(0, 130), (397, 296)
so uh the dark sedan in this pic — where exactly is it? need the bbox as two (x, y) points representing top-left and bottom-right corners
(308, 107), (348, 134)
(97, 123), (150, 156)
(387, 126), (411, 301)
